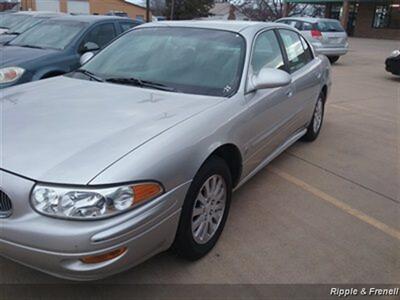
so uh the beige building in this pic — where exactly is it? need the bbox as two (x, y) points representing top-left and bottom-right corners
(21, 0), (150, 21)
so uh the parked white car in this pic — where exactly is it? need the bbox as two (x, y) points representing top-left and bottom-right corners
(276, 17), (349, 63)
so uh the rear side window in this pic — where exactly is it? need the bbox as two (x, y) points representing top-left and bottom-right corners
(120, 22), (135, 32)
(278, 20), (302, 30)
(279, 29), (310, 73)
(302, 22), (314, 31)
(317, 21), (345, 32)
(251, 30), (285, 74)
(80, 23), (116, 51)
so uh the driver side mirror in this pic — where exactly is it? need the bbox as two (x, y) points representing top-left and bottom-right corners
(80, 52), (95, 66)
(81, 41), (100, 53)
(248, 68), (292, 92)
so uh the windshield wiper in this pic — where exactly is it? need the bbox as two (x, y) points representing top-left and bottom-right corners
(4, 31), (19, 35)
(105, 77), (176, 92)
(74, 69), (104, 82)
(16, 44), (45, 49)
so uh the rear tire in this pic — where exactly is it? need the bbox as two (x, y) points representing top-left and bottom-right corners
(302, 92), (325, 142)
(172, 156), (232, 260)
(328, 56), (340, 64)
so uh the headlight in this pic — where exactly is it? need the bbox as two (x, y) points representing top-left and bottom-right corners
(0, 67), (25, 84)
(389, 50), (400, 58)
(31, 182), (163, 220)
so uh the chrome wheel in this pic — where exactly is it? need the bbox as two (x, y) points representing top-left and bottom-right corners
(191, 175), (226, 244)
(313, 98), (323, 133)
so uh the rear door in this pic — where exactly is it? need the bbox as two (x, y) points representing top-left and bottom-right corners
(277, 29), (322, 129)
(317, 20), (348, 48)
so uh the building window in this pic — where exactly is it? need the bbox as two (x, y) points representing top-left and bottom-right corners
(373, 4), (400, 29)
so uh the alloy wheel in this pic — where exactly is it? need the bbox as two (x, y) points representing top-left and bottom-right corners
(191, 175), (227, 244)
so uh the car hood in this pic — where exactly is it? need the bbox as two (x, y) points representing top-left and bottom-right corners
(1, 77), (224, 184)
(0, 45), (57, 66)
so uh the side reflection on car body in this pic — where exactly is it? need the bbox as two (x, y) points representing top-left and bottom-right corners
(0, 21), (331, 280)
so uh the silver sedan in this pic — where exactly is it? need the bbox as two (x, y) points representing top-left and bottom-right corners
(0, 21), (331, 280)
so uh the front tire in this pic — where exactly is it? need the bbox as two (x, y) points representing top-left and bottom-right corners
(302, 93), (325, 142)
(328, 56), (340, 64)
(172, 156), (232, 260)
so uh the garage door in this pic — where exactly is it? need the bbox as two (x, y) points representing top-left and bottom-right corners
(35, 0), (60, 12)
(67, 0), (90, 14)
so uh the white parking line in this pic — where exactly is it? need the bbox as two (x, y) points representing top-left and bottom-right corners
(270, 167), (400, 241)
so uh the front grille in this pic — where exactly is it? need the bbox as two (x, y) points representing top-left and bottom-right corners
(0, 191), (12, 218)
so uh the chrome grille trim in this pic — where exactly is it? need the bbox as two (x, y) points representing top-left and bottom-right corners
(0, 190), (13, 218)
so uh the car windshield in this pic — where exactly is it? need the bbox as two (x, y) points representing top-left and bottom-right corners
(8, 17), (45, 34)
(82, 27), (246, 97)
(0, 14), (32, 29)
(9, 20), (87, 50)
(317, 21), (345, 32)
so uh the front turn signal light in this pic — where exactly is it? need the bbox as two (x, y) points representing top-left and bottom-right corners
(131, 183), (163, 205)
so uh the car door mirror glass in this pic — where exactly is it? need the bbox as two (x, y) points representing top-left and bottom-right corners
(250, 68), (292, 91)
(80, 52), (95, 66)
(81, 42), (100, 53)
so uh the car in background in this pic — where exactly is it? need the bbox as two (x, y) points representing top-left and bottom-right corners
(0, 21), (331, 280)
(106, 11), (129, 18)
(0, 11), (32, 34)
(385, 49), (400, 76)
(276, 17), (349, 63)
(0, 15), (140, 88)
(0, 11), (65, 45)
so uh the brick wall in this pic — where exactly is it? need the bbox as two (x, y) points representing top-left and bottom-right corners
(353, 1), (400, 40)
(21, 0), (149, 20)
(88, 0), (149, 20)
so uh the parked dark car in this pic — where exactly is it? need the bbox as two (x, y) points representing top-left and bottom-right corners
(0, 15), (140, 88)
(0, 11), (65, 45)
(385, 49), (400, 76)
(0, 11), (31, 34)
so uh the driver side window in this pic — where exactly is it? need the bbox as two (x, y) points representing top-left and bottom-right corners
(79, 23), (116, 53)
(250, 30), (285, 75)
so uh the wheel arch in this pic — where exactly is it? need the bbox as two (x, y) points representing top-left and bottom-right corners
(205, 143), (243, 188)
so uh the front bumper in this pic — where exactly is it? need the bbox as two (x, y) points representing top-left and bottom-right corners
(0, 170), (190, 280)
(385, 56), (400, 75)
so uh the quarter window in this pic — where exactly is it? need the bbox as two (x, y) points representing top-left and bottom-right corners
(279, 29), (309, 73)
(250, 30), (285, 75)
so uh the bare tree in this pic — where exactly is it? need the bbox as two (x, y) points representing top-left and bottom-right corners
(231, 0), (309, 21)
(151, 0), (166, 16)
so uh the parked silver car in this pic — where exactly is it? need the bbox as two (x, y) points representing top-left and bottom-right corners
(276, 17), (349, 63)
(0, 21), (331, 280)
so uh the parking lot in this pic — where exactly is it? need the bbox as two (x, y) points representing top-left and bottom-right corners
(0, 37), (399, 285)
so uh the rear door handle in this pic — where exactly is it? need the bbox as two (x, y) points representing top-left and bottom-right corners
(316, 72), (322, 79)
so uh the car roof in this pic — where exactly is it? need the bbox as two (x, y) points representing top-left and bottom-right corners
(278, 17), (340, 24)
(139, 20), (283, 33)
(49, 14), (131, 23)
(16, 11), (66, 18)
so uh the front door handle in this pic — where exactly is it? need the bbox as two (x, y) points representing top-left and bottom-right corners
(286, 90), (294, 98)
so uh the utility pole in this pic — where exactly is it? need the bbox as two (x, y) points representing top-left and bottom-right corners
(146, 0), (150, 22)
(170, 0), (175, 20)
